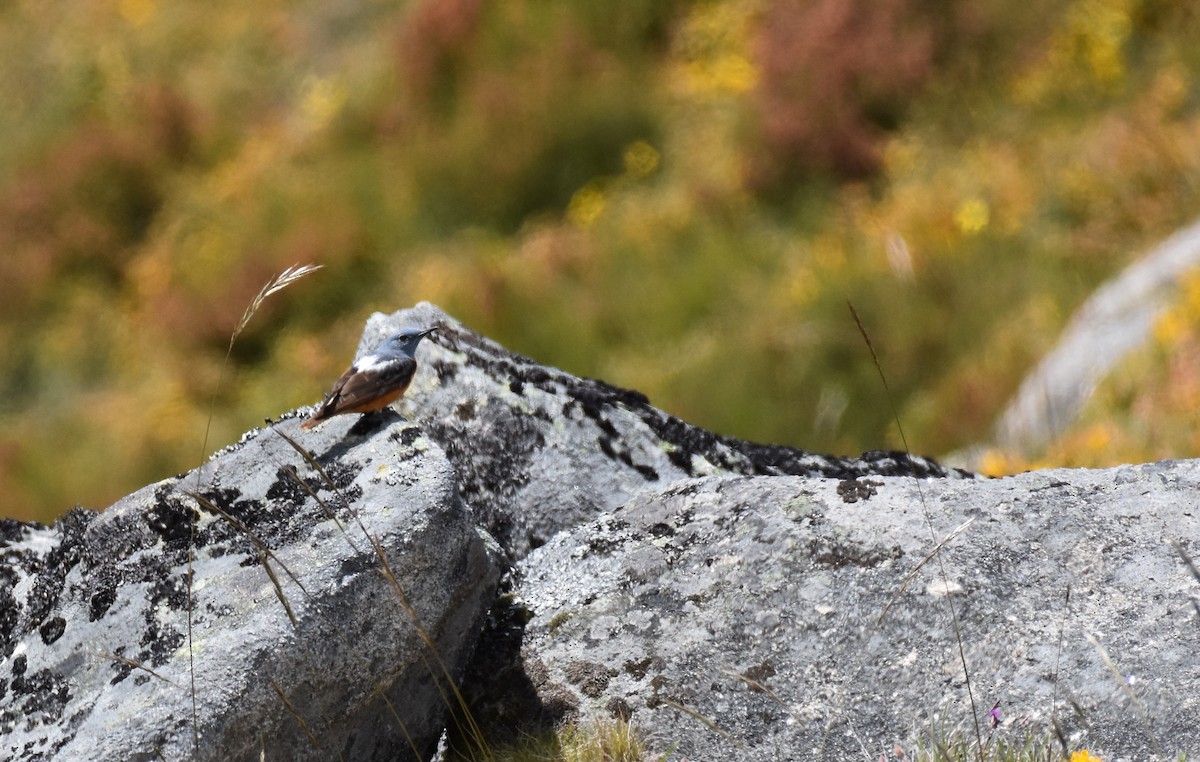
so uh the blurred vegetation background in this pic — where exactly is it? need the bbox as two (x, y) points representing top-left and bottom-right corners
(2, 0), (1200, 522)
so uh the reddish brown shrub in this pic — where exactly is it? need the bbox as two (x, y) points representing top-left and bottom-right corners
(394, 0), (485, 106)
(749, 0), (937, 186)
(0, 84), (197, 320)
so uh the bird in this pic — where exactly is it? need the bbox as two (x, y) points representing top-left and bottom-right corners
(301, 326), (437, 430)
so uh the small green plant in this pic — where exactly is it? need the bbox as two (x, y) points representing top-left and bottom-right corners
(906, 728), (1068, 761)
(477, 718), (655, 762)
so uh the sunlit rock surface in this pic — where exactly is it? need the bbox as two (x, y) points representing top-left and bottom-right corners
(12, 304), (1188, 761)
(500, 465), (1200, 759)
(371, 302), (969, 560)
(0, 416), (500, 762)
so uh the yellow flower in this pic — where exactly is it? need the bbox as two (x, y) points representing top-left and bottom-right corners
(568, 184), (606, 227)
(955, 198), (990, 234)
(1153, 309), (1187, 348)
(1080, 423), (1114, 455)
(977, 449), (1026, 477)
(300, 77), (347, 131)
(708, 53), (757, 93)
(623, 141), (660, 178)
(1070, 750), (1102, 762)
(119, 0), (156, 27)
(672, 0), (759, 96)
(1075, 0), (1131, 85)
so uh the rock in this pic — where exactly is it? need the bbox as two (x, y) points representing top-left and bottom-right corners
(356, 303), (971, 560)
(0, 416), (501, 762)
(507, 463), (1200, 760)
(993, 216), (1200, 457)
(0, 303), (1011, 762)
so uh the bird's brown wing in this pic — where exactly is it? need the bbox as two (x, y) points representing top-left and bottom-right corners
(304, 357), (417, 426)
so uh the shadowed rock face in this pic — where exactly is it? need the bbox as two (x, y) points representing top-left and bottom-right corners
(0, 415), (501, 762)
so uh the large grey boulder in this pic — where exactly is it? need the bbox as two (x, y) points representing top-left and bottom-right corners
(30, 301), (1183, 762)
(361, 303), (970, 560)
(505, 463), (1200, 760)
(0, 416), (501, 761)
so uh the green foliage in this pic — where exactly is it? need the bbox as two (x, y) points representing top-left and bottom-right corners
(2, 0), (1200, 519)
(467, 718), (652, 762)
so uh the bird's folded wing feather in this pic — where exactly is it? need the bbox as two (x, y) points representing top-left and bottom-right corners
(321, 357), (417, 414)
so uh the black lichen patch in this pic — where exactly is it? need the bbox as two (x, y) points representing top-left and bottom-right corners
(635, 400), (971, 481)
(606, 696), (632, 722)
(741, 659), (776, 686)
(139, 612), (186, 669)
(90, 510), (157, 560)
(663, 482), (703, 499)
(632, 462), (659, 480)
(202, 473), (361, 557)
(647, 522), (675, 538)
(25, 509), (96, 630)
(672, 506), (696, 528)
(148, 569), (193, 613)
(837, 477), (882, 503)
(320, 461), (360, 492)
(146, 488), (199, 547)
(192, 489), (278, 553)
(624, 656), (653, 679)
(562, 660), (616, 698)
(428, 357), (458, 386)
(1, 518), (43, 546)
(88, 585), (118, 621)
(0, 587), (21, 661)
(584, 519), (630, 558)
(595, 435), (660, 483)
(421, 403), (543, 557)
(569, 377), (651, 414)
(810, 539), (902, 569)
(711, 500), (751, 532)
(9, 655), (71, 728)
(37, 618), (65, 646)
(264, 468), (313, 511)
(396, 426), (422, 448)
(382, 424), (427, 466)
(442, 319), (971, 484)
(107, 646), (133, 686)
(457, 399), (478, 420)
(335, 553), (377, 582)
(264, 458), (360, 517)
(337, 484), (364, 509)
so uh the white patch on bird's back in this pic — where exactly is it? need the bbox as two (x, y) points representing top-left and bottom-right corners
(355, 353), (411, 376)
(354, 354), (389, 373)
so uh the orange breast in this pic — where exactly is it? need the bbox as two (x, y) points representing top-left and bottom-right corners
(342, 384), (410, 414)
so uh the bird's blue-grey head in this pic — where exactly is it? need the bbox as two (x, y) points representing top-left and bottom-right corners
(378, 326), (437, 358)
